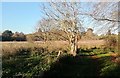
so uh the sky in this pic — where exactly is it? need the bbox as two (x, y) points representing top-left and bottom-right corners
(0, 1), (118, 35)
(1, 2), (43, 34)
(1, 2), (93, 34)
(0, 2), (2, 34)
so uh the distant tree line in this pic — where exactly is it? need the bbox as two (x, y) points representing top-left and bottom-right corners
(0, 30), (26, 41)
(0, 29), (119, 42)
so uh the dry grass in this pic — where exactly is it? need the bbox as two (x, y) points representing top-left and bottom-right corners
(78, 40), (106, 49)
(1, 40), (106, 57)
(1, 41), (69, 57)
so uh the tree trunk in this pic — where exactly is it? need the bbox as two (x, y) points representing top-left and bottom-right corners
(69, 33), (77, 56)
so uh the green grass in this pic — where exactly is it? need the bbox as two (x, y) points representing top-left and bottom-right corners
(43, 55), (120, 78)
(95, 53), (112, 57)
(2, 53), (53, 78)
(43, 55), (102, 78)
(2, 45), (120, 78)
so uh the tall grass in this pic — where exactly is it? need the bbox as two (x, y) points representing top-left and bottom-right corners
(2, 42), (70, 77)
(2, 42), (69, 58)
(2, 40), (108, 57)
(1, 40), (119, 77)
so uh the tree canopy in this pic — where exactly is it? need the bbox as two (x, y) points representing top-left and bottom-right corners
(1, 30), (26, 41)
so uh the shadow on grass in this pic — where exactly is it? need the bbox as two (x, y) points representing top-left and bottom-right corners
(42, 55), (103, 78)
(2, 54), (43, 78)
(2, 52), (120, 78)
(99, 56), (120, 78)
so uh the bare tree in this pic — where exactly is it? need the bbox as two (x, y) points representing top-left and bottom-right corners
(84, 2), (119, 34)
(37, 1), (119, 56)
(37, 18), (59, 41)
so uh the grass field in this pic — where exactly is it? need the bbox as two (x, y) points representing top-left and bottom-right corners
(1, 41), (120, 78)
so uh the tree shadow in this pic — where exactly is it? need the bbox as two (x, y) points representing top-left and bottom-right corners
(42, 55), (103, 78)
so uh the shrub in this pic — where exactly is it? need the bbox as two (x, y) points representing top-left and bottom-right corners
(105, 35), (118, 52)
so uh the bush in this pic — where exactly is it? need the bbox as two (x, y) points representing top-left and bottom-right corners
(105, 35), (118, 52)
